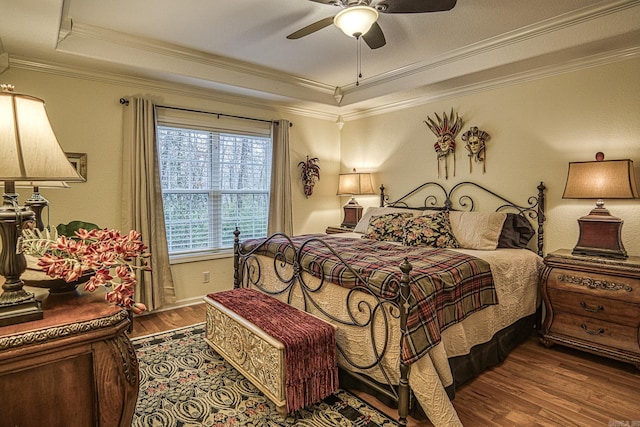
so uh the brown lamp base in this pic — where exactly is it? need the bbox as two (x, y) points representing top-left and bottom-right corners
(340, 198), (363, 229)
(572, 207), (627, 259)
(0, 293), (43, 327)
(0, 193), (43, 326)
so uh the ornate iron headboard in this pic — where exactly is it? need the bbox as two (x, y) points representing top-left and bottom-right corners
(379, 181), (546, 256)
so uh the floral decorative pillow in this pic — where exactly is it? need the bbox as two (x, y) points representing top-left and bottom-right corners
(364, 212), (414, 242)
(402, 211), (459, 248)
(354, 207), (419, 234)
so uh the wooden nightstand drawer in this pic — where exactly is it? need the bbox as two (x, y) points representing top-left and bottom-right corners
(547, 288), (640, 327)
(550, 312), (640, 354)
(545, 268), (638, 304)
(540, 250), (640, 367)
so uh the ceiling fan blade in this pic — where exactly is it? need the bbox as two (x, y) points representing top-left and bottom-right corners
(372, 0), (457, 14)
(287, 16), (335, 39)
(362, 22), (386, 49)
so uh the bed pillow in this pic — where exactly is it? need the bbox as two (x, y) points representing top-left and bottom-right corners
(402, 211), (459, 248)
(448, 211), (507, 250)
(363, 212), (414, 242)
(354, 207), (420, 234)
(498, 213), (536, 249)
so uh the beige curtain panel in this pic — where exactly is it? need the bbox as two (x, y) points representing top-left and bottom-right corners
(122, 97), (176, 311)
(268, 119), (293, 235)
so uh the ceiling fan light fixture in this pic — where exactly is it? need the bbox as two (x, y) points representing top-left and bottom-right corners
(333, 6), (379, 38)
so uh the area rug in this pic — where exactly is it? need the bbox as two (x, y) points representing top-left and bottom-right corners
(132, 323), (399, 426)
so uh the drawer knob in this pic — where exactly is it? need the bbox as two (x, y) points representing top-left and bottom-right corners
(579, 301), (604, 313)
(581, 323), (605, 336)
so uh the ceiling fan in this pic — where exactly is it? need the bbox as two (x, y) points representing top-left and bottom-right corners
(287, 0), (458, 49)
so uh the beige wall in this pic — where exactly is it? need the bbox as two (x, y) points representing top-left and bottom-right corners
(2, 67), (342, 306)
(4, 57), (639, 308)
(340, 58), (640, 256)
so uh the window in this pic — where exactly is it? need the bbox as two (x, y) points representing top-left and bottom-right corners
(156, 108), (272, 258)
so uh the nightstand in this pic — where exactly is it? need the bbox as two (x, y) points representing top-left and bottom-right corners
(540, 249), (640, 368)
(325, 226), (354, 234)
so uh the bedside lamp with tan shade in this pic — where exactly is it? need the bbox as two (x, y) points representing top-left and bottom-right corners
(337, 170), (375, 228)
(562, 152), (639, 259)
(0, 181), (70, 232)
(0, 84), (84, 326)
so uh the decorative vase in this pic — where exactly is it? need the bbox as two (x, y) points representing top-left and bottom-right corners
(22, 268), (94, 295)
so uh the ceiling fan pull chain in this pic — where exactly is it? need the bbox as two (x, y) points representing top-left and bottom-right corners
(356, 36), (362, 86)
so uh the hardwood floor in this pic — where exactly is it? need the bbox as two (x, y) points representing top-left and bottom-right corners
(128, 303), (206, 338)
(129, 303), (640, 426)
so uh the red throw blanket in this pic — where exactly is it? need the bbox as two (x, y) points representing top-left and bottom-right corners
(240, 234), (498, 364)
(207, 288), (339, 413)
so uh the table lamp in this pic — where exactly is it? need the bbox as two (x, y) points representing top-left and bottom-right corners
(562, 152), (639, 259)
(0, 181), (70, 232)
(337, 170), (375, 228)
(0, 84), (84, 326)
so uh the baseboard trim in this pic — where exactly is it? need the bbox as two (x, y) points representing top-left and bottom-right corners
(135, 296), (206, 317)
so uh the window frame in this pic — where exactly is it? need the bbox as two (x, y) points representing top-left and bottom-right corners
(156, 108), (272, 263)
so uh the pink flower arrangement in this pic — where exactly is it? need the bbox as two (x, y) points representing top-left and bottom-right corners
(21, 227), (150, 314)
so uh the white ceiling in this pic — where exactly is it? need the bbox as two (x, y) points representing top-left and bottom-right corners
(1, 0), (639, 118)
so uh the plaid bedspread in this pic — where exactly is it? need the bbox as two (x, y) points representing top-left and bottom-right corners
(240, 234), (497, 364)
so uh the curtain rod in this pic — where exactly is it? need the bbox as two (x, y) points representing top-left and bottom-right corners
(119, 98), (292, 127)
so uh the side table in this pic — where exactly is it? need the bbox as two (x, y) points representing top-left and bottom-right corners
(0, 291), (139, 427)
(540, 249), (640, 368)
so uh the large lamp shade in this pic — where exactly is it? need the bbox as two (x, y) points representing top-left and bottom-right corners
(563, 159), (639, 200)
(337, 172), (375, 196)
(0, 87), (84, 182)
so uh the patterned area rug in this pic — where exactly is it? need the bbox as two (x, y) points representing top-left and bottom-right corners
(132, 323), (399, 426)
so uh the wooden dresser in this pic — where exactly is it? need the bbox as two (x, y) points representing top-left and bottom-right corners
(540, 249), (640, 368)
(0, 290), (139, 427)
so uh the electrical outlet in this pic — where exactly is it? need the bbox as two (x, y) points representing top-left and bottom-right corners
(202, 271), (210, 283)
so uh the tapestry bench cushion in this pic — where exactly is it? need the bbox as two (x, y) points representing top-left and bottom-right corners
(204, 288), (338, 414)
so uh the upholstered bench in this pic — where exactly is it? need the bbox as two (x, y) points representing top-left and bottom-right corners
(204, 288), (338, 415)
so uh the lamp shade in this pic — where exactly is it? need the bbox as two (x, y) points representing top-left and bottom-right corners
(563, 159), (639, 199)
(0, 85), (84, 182)
(10, 181), (70, 189)
(337, 172), (375, 196)
(334, 6), (379, 38)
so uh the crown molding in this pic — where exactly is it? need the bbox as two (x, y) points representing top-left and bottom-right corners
(64, 22), (334, 94)
(341, 45), (640, 121)
(6, 42), (639, 125)
(56, 21), (338, 105)
(340, 0), (640, 96)
(8, 56), (338, 121)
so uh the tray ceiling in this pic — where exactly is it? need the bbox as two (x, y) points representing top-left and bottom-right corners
(1, 0), (639, 117)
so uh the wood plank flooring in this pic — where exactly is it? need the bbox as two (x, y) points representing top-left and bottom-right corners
(129, 303), (640, 426)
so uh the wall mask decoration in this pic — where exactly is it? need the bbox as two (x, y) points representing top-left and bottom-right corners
(461, 126), (490, 173)
(424, 109), (463, 179)
(298, 155), (320, 198)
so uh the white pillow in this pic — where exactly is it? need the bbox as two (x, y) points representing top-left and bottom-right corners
(353, 206), (421, 234)
(448, 211), (507, 250)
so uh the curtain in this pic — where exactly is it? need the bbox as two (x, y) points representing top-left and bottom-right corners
(122, 97), (176, 311)
(268, 119), (293, 235)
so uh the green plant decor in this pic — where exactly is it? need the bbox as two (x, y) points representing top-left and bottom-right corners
(56, 220), (100, 237)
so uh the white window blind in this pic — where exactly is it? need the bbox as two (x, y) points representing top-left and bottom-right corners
(157, 108), (272, 257)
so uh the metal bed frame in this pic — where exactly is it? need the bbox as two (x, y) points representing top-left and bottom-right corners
(233, 181), (546, 426)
